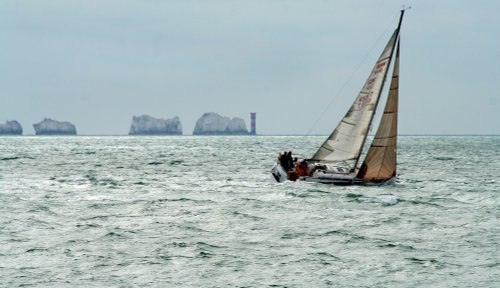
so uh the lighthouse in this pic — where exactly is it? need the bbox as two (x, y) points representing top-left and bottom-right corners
(250, 113), (256, 135)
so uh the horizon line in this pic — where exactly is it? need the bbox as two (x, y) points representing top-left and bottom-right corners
(2, 133), (500, 137)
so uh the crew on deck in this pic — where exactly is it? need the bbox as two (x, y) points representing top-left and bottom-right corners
(294, 160), (309, 177)
(278, 151), (314, 181)
(278, 151), (294, 172)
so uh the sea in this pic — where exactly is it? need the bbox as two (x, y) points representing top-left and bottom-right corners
(0, 135), (498, 287)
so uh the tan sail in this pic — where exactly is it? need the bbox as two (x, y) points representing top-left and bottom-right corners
(310, 30), (399, 165)
(357, 41), (400, 181)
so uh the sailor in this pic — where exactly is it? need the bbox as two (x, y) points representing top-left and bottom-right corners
(279, 151), (289, 171)
(294, 160), (309, 177)
(294, 160), (306, 176)
(294, 161), (303, 176)
(300, 160), (309, 176)
(287, 151), (293, 171)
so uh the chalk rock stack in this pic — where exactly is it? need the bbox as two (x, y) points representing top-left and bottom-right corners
(33, 118), (76, 135)
(193, 112), (248, 135)
(129, 115), (182, 135)
(0, 120), (23, 135)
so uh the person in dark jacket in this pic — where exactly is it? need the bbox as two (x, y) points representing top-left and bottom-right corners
(279, 151), (289, 171)
(286, 151), (293, 171)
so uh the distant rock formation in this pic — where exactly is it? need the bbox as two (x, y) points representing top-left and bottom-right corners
(0, 120), (23, 135)
(33, 118), (76, 135)
(193, 112), (248, 135)
(129, 115), (182, 135)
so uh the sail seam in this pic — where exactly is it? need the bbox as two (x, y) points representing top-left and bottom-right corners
(373, 136), (396, 140)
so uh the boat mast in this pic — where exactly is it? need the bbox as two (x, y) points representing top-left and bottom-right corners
(352, 9), (405, 172)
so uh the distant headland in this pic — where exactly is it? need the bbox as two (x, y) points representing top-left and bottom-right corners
(129, 115), (182, 135)
(0, 112), (257, 135)
(0, 120), (23, 135)
(33, 118), (77, 135)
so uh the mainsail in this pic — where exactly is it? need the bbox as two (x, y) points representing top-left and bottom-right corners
(357, 41), (400, 181)
(310, 30), (399, 165)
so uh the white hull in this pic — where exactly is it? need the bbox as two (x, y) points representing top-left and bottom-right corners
(271, 162), (358, 185)
(271, 162), (395, 185)
(271, 162), (288, 183)
(301, 173), (357, 185)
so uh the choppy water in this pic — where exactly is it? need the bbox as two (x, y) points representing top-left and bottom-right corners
(0, 135), (498, 287)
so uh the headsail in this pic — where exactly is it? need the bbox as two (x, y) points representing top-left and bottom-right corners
(310, 30), (399, 165)
(357, 41), (400, 181)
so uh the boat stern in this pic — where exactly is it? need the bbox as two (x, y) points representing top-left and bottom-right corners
(271, 162), (288, 182)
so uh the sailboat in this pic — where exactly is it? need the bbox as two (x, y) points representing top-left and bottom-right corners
(272, 10), (405, 185)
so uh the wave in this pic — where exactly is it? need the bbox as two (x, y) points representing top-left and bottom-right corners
(406, 199), (445, 208)
(73, 151), (96, 155)
(346, 193), (363, 198)
(79, 215), (110, 221)
(281, 232), (309, 239)
(27, 205), (59, 216)
(24, 247), (50, 254)
(179, 225), (209, 233)
(347, 193), (399, 206)
(405, 257), (462, 268)
(309, 251), (341, 261)
(75, 223), (101, 228)
(321, 229), (350, 237)
(1, 155), (35, 161)
(84, 174), (119, 187)
(150, 198), (215, 204)
(197, 251), (215, 258)
(433, 156), (455, 161)
(305, 188), (332, 194)
(232, 211), (266, 220)
(1, 156), (21, 161)
(320, 229), (375, 243)
(376, 240), (415, 250)
(195, 241), (225, 249)
(193, 241), (224, 259)
(169, 160), (184, 165)
(98, 227), (138, 240)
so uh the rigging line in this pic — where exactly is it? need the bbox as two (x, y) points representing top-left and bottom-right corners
(306, 14), (399, 135)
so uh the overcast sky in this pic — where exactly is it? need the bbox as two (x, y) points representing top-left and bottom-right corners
(1, 0), (499, 135)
